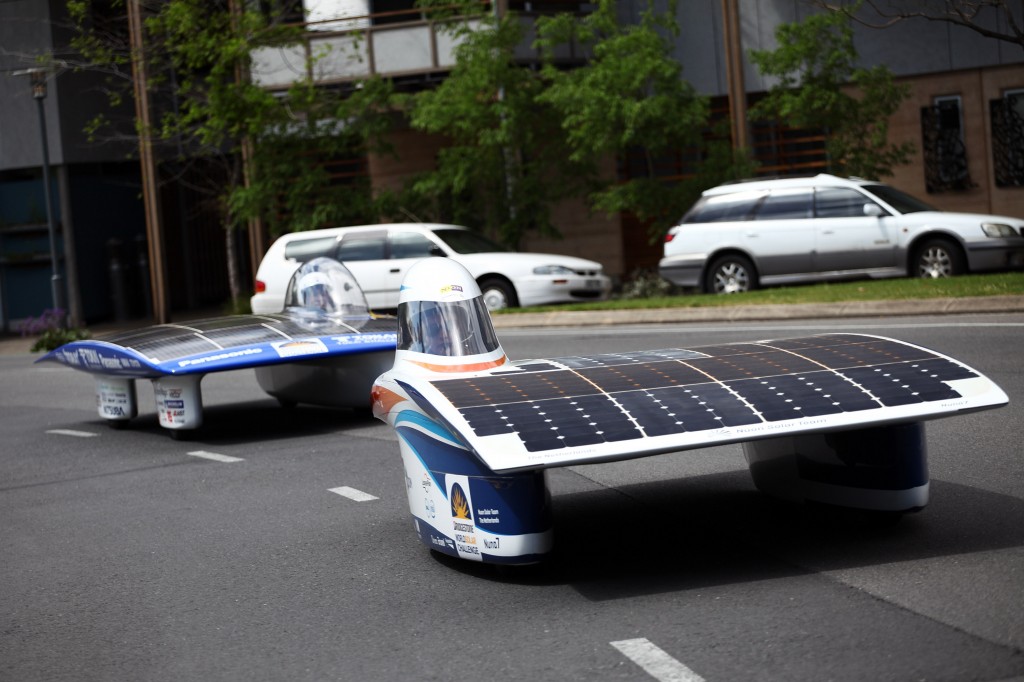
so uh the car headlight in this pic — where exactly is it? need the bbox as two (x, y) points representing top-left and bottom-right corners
(981, 223), (1018, 238)
(533, 265), (577, 275)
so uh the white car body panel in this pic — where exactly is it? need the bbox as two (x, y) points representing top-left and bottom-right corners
(252, 223), (612, 313)
(659, 174), (1024, 291)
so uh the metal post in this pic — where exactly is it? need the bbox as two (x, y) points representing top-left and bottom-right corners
(27, 69), (66, 320)
(127, 0), (170, 323)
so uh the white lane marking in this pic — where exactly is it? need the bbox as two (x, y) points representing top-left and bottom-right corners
(610, 638), (705, 682)
(187, 450), (244, 463)
(46, 429), (98, 438)
(329, 486), (378, 502)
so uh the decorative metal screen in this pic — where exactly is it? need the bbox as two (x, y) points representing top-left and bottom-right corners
(991, 96), (1024, 188)
(920, 101), (974, 193)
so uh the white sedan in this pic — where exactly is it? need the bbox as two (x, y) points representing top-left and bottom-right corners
(251, 223), (612, 312)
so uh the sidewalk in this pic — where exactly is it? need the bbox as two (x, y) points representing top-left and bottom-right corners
(4, 294), (1024, 356)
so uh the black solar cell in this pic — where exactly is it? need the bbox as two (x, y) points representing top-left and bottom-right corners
(96, 313), (397, 363)
(432, 336), (982, 453)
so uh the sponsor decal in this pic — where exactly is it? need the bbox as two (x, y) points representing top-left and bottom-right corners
(67, 347), (143, 371)
(271, 339), (329, 358)
(333, 333), (397, 346)
(424, 497), (436, 519)
(451, 482), (472, 522)
(450, 481), (479, 555)
(476, 507), (500, 525)
(154, 387), (183, 399)
(428, 534), (456, 551)
(440, 284), (464, 295)
(178, 347), (262, 367)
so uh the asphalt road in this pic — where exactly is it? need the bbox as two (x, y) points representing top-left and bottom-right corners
(2, 313), (1022, 682)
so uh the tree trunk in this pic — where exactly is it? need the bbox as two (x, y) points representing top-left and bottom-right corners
(224, 212), (241, 312)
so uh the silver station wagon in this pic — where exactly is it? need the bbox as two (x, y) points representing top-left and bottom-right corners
(659, 174), (1024, 294)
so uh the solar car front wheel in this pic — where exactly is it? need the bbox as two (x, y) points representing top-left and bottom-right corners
(704, 254), (757, 294)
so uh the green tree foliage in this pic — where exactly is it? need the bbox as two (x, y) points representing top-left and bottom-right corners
(537, 0), (754, 240)
(66, 0), (396, 300)
(407, 7), (591, 247)
(409, 0), (755, 246)
(749, 8), (913, 179)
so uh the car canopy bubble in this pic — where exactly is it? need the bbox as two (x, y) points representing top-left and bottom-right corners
(284, 257), (370, 318)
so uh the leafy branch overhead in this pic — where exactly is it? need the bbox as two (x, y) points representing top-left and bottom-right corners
(66, 0), (397, 303)
(407, 8), (592, 247)
(815, 0), (1024, 50)
(408, 0), (754, 246)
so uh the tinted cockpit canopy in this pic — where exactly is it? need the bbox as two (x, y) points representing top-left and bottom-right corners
(398, 297), (501, 357)
(284, 258), (369, 318)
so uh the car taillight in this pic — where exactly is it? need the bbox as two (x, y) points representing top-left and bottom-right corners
(254, 280), (266, 293)
(665, 233), (676, 243)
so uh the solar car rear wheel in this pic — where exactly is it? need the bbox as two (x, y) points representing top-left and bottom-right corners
(915, 238), (965, 278)
(705, 254), (757, 294)
(479, 277), (518, 310)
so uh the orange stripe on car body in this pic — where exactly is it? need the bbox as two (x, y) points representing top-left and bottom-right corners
(371, 384), (406, 419)
(408, 356), (508, 373)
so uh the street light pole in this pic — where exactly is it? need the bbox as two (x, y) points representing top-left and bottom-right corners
(22, 68), (66, 319)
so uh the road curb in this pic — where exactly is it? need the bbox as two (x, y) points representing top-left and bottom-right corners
(4, 295), (1023, 355)
(490, 294), (1024, 328)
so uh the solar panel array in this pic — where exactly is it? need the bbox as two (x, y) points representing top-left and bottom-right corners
(100, 314), (396, 363)
(431, 334), (977, 453)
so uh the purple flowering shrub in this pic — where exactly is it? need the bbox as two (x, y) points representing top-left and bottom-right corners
(18, 308), (90, 352)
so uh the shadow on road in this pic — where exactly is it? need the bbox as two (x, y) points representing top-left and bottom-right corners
(430, 471), (1024, 601)
(82, 399), (379, 445)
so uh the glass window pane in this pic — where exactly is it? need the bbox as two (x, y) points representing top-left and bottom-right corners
(815, 188), (872, 218)
(335, 233), (386, 261)
(752, 189), (812, 221)
(390, 231), (437, 259)
(685, 191), (764, 223)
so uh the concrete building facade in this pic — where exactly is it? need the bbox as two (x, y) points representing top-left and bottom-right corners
(1, 0), (1021, 330)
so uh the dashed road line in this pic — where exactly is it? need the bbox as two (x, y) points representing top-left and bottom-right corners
(610, 638), (705, 682)
(46, 429), (99, 438)
(329, 486), (378, 502)
(187, 450), (244, 463)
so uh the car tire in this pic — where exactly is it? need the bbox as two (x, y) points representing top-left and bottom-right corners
(479, 278), (518, 310)
(914, 238), (965, 278)
(704, 254), (757, 294)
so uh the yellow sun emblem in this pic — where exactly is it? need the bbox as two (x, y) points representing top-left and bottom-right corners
(451, 484), (471, 520)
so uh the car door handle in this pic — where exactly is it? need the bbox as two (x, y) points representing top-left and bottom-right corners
(390, 268), (401, 273)
(821, 229), (835, 235)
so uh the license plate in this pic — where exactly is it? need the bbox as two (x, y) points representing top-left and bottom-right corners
(584, 279), (602, 289)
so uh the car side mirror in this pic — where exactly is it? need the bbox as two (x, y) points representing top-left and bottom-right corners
(863, 204), (885, 218)
(429, 245), (447, 257)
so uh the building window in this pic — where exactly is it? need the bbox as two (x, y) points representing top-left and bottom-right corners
(991, 89), (1024, 188)
(921, 95), (973, 193)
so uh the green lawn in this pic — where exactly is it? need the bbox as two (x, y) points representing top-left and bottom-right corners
(499, 272), (1024, 314)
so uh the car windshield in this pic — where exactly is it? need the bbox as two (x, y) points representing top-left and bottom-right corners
(398, 297), (501, 356)
(433, 228), (510, 254)
(863, 184), (938, 214)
